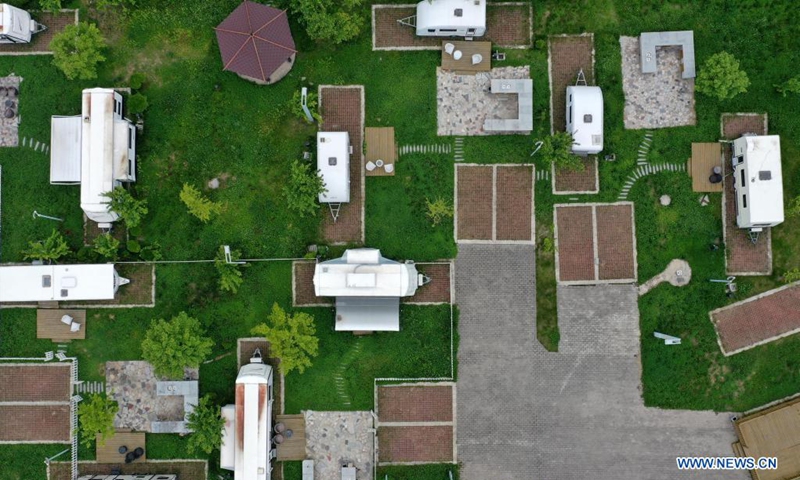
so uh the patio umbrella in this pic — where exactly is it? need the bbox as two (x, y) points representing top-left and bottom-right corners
(215, 1), (297, 85)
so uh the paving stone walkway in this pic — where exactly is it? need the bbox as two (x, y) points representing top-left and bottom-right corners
(0, 76), (21, 147)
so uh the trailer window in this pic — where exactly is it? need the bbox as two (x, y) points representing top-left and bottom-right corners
(742, 194), (747, 209)
(428, 29), (435, 33)
(740, 169), (745, 187)
(128, 128), (133, 149)
(569, 106), (572, 122)
(440, 29), (458, 32)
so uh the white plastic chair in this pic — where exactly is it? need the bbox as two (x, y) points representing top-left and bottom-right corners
(384, 164), (394, 174)
(60, 315), (74, 326)
(444, 43), (455, 55)
(70, 322), (81, 333)
(472, 53), (483, 65)
(453, 50), (462, 61)
(365, 161), (376, 172)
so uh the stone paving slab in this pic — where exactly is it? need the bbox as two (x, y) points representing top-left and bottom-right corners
(304, 411), (373, 480)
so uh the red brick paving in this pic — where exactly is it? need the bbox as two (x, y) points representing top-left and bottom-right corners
(554, 157), (598, 193)
(712, 283), (800, 354)
(555, 206), (595, 282)
(404, 263), (451, 304)
(373, 3), (531, 50)
(721, 114), (771, 275)
(456, 165), (493, 240)
(596, 204), (636, 281)
(293, 261), (333, 306)
(0, 405), (71, 442)
(378, 385), (453, 422)
(378, 425), (453, 463)
(0, 364), (71, 402)
(496, 166), (533, 241)
(320, 86), (364, 244)
(0, 11), (76, 55)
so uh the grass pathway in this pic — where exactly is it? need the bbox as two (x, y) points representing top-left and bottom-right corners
(617, 130), (686, 200)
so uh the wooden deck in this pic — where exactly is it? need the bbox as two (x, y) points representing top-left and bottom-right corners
(37, 309), (86, 341)
(364, 127), (397, 177)
(733, 396), (800, 480)
(96, 432), (146, 464)
(441, 40), (491, 74)
(275, 414), (306, 461)
(687, 142), (723, 192)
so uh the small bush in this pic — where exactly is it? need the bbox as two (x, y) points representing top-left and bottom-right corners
(93, 233), (120, 261)
(78, 395), (118, 448)
(540, 236), (555, 254)
(141, 312), (214, 379)
(784, 268), (800, 284)
(425, 197), (453, 226)
(102, 186), (148, 229)
(284, 160), (326, 218)
(50, 22), (107, 80)
(186, 395), (225, 454)
(127, 93), (148, 115)
(290, 89), (321, 123)
(775, 76), (800, 97)
(695, 52), (750, 101)
(290, 0), (366, 44)
(22, 229), (71, 263)
(180, 184), (222, 223)
(539, 132), (583, 171)
(39, 0), (61, 12)
(214, 246), (247, 294)
(129, 72), (147, 90)
(126, 239), (141, 253)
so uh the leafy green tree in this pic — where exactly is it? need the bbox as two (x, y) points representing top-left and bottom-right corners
(289, 0), (365, 44)
(214, 246), (247, 294)
(784, 268), (800, 284)
(775, 76), (800, 97)
(141, 312), (214, 379)
(284, 160), (326, 218)
(39, 0), (61, 12)
(78, 395), (118, 448)
(186, 395), (225, 454)
(50, 22), (107, 81)
(93, 233), (120, 261)
(127, 93), (148, 115)
(539, 131), (583, 171)
(102, 186), (148, 229)
(425, 197), (453, 226)
(251, 303), (319, 375)
(180, 184), (222, 223)
(22, 229), (71, 263)
(695, 52), (750, 101)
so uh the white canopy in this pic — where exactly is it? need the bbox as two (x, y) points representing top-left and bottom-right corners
(317, 131), (350, 204)
(0, 264), (124, 303)
(335, 297), (400, 332)
(50, 116), (82, 184)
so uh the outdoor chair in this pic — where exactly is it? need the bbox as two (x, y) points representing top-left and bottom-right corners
(60, 315), (74, 326)
(472, 54), (483, 65)
(70, 322), (81, 333)
(365, 161), (376, 172)
(444, 43), (455, 55)
(453, 50), (463, 61)
(384, 164), (394, 174)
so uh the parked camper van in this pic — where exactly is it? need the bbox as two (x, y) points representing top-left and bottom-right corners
(0, 4), (46, 44)
(566, 86), (603, 156)
(221, 351), (274, 480)
(0, 264), (129, 303)
(414, 0), (486, 38)
(50, 88), (137, 228)
(731, 135), (784, 232)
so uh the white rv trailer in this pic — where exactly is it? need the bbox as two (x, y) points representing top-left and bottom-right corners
(0, 264), (129, 303)
(0, 4), (46, 44)
(566, 86), (604, 155)
(316, 131), (350, 203)
(313, 248), (422, 331)
(731, 135), (784, 231)
(221, 353), (274, 480)
(50, 88), (137, 228)
(414, 0), (486, 37)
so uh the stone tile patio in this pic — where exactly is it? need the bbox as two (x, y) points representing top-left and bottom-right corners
(0, 76), (21, 147)
(304, 410), (373, 480)
(620, 37), (696, 130)
(437, 66), (530, 136)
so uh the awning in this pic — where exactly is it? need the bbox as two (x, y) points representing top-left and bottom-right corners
(335, 297), (400, 332)
(50, 115), (82, 184)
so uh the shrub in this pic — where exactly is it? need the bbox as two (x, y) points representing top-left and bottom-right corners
(126, 239), (141, 253)
(775, 76), (800, 97)
(788, 195), (800, 218)
(540, 236), (555, 254)
(78, 395), (118, 448)
(39, 0), (61, 12)
(141, 312), (214, 379)
(93, 233), (120, 261)
(425, 197), (453, 226)
(289, 0), (365, 44)
(94, 0), (136, 9)
(50, 22), (107, 81)
(186, 395), (225, 455)
(695, 52), (750, 101)
(180, 184), (222, 223)
(251, 303), (319, 375)
(539, 132), (583, 171)
(784, 268), (800, 284)
(129, 72), (147, 90)
(127, 93), (148, 115)
(284, 160), (325, 218)
(102, 186), (148, 229)
(22, 229), (71, 263)
(214, 246), (247, 294)
(290, 89), (321, 123)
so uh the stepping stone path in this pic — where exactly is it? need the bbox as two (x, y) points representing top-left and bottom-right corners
(535, 169), (551, 182)
(21, 136), (49, 154)
(399, 143), (452, 156)
(454, 137), (464, 162)
(333, 338), (364, 408)
(618, 131), (685, 200)
(74, 380), (105, 394)
(637, 131), (653, 166)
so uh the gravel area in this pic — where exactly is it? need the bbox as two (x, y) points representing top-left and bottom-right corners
(620, 37), (696, 129)
(304, 410), (373, 480)
(0, 76), (21, 147)
(437, 66), (530, 136)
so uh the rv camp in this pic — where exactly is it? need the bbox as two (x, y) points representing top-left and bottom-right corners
(0, 1), (799, 480)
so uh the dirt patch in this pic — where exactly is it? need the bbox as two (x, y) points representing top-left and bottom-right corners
(554, 157), (598, 194)
(456, 165), (493, 240)
(495, 165), (533, 241)
(721, 113), (767, 139)
(404, 263), (451, 304)
(378, 384), (453, 422)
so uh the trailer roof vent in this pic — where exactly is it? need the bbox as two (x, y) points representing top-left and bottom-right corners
(60, 289), (69, 298)
(329, 157), (337, 166)
(758, 170), (772, 181)
(454, 8), (463, 17)
(583, 114), (593, 123)
(42, 275), (51, 288)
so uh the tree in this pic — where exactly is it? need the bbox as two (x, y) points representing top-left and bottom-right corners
(50, 22), (107, 81)
(127, 93), (148, 115)
(93, 233), (120, 261)
(39, 0), (62, 12)
(141, 312), (214, 379)
(102, 186), (148, 229)
(284, 160), (326, 218)
(186, 395), (225, 455)
(695, 52), (750, 101)
(289, 0), (365, 44)
(78, 395), (118, 448)
(539, 131), (583, 171)
(425, 197), (453, 226)
(180, 184), (222, 223)
(775, 75), (800, 97)
(22, 229), (71, 263)
(251, 303), (319, 375)
(214, 246), (247, 294)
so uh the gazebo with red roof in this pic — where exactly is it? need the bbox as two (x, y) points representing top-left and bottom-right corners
(215, 1), (297, 85)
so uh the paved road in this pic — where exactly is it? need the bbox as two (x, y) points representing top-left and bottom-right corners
(455, 245), (746, 480)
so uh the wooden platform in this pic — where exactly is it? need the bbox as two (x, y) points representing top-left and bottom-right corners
(364, 127), (397, 177)
(733, 396), (800, 480)
(441, 40), (491, 74)
(687, 142), (723, 192)
(37, 309), (86, 341)
(96, 432), (146, 464)
(275, 414), (306, 461)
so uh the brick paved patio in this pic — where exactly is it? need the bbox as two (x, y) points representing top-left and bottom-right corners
(0, 363), (71, 443)
(711, 281), (800, 355)
(496, 165), (533, 241)
(372, 3), (532, 51)
(293, 261), (332, 307)
(378, 425), (454, 463)
(319, 86), (364, 244)
(0, 10), (77, 56)
(404, 263), (452, 304)
(721, 113), (771, 275)
(553, 157), (598, 193)
(377, 384), (453, 422)
(456, 165), (493, 241)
